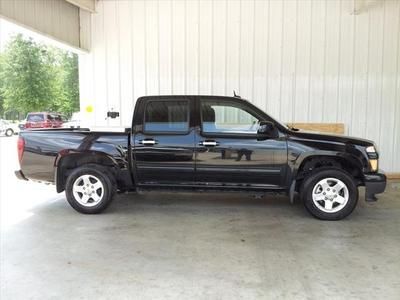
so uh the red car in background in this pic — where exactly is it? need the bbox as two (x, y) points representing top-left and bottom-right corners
(25, 112), (65, 129)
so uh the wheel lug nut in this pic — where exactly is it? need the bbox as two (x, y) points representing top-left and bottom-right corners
(327, 188), (330, 191)
(323, 192), (326, 195)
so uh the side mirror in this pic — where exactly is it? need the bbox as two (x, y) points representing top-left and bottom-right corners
(257, 121), (279, 139)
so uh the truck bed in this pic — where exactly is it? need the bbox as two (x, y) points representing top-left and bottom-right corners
(19, 128), (130, 184)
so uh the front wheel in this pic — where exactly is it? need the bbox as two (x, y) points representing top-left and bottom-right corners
(301, 168), (358, 220)
(5, 129), (14, 136)
(65, 164), (116, 214)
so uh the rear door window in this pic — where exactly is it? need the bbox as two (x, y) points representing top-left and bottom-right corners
(144, 100), (189, 133)
(50, 114), (62, 121)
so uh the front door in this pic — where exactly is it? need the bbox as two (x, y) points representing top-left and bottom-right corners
(194, 97), (288, 189)
(132, 98), (196, 186)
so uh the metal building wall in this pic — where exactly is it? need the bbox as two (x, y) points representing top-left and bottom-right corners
(79, 0), (400, 172)
(0, 0), (90, 50)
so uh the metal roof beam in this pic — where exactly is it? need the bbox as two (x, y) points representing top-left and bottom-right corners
(65, 0), (96, 13)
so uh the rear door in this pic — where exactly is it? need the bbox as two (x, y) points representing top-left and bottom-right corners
(51, 114), (64, 128)
(132, 97), (196, 186)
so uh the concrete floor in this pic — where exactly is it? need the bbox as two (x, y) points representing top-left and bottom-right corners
(1, 136), (400, 299)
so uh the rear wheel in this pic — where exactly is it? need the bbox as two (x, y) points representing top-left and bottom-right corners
(5, 128), (13, 136)
(301, 168), (358, 220)
(65, 164), (116, 214)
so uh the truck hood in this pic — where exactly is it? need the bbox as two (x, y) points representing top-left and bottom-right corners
(288, 129), (374, 147)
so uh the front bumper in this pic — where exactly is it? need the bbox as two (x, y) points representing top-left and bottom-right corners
(15, 170), (28, 181)
(364, 171), (386, 202)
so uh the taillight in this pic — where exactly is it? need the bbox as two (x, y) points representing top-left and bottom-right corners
(17, 137), (25, 164)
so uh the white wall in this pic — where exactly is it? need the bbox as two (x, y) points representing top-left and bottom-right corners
(79, 0), (400, 172)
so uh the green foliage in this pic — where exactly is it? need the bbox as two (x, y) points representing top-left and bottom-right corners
(0, 34), (79, 119)
(54, 52), (80, 116)
(0, 54), (4, 116)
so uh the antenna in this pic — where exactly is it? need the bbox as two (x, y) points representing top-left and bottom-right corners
(233, 90), (241, 98)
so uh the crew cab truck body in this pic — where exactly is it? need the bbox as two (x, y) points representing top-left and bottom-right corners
(15, 95), (386, 220)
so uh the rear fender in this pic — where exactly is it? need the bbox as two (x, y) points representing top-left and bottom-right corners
(55, 151), (119, 193)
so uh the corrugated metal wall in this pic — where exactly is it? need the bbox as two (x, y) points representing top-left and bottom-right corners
(79, 0), (400, 172)
(0, 0), (90, 50)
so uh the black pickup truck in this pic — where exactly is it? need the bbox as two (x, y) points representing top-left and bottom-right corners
(15, 95), (386, 220)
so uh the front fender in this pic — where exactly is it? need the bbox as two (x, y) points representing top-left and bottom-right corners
(287, 136), (368, 182)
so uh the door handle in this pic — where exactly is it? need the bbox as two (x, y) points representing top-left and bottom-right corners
(139, 139), (158, 146)
(199, 140), (218, 147)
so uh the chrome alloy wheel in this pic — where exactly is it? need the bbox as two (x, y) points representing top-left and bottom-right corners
(72, 175), (104, 207)
(312, 178), (349, 213)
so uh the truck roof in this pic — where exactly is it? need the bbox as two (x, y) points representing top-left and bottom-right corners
(137, 95), (245, 101)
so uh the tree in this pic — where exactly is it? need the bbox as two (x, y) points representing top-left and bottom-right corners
(0, 34), (79, 118)
(0, 34), (55, 116)
(53, 51), (80, 116)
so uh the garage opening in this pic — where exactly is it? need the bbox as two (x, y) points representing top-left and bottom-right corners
(0, 18), (80, 130)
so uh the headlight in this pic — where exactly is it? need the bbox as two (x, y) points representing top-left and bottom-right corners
(366, 146), (376, 153)
(366, 145), (378, 171)
(366, 145), (378, 160)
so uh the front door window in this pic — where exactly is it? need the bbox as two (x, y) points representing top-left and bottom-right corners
(201, 100), (260, 135)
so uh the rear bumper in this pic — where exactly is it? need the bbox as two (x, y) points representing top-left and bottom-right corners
(15, 170), (28, 181)
(364, 171), (386, 202)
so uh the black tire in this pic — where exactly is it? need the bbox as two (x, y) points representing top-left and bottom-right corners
(5, 128), (14, 137)
(65, 164), (116, 214)
(300, 168), (358, 220)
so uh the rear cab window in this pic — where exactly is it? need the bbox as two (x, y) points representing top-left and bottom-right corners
(144, 100), (189, 133)
(27, 114), (45, 122)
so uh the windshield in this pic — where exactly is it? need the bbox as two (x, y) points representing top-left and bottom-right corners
(243, 99), (291, 131)
(267, 113), (292, 130)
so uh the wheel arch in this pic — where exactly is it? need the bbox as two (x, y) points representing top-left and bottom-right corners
(55, 151), (119, 193)
(292, 152), (364, 191)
